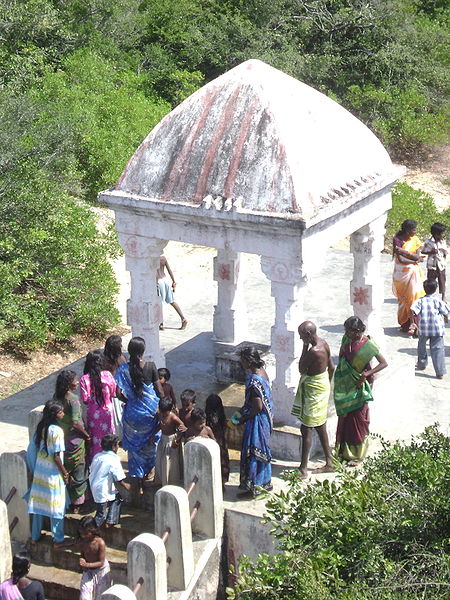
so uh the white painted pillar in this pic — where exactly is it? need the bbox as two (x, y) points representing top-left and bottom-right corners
(155, 486), (194, 590)
(350, 212), (387, 345)
(184, 438), (223, 538)
(102, 585), (137, 600)
(260, 257), (307, 425)
(213, 250), (248, 343)
(127, 533), (167, 600)
(118, 234), (167, 365)
(0, 453), (30, 542)
(0, 499), (12, 583)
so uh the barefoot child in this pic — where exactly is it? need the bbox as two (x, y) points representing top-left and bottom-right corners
(89, 435), (130, 528)
(155, 397), (187, 485)
(179, 389), (196, 428)
(184, 407), (216, 442)
(158, 368), (178, 412)
(205, 394), (230, 484)
(78, 516), (111, 600)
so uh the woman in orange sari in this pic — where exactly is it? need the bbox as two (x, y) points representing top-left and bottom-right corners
(392, 219), (425, 336)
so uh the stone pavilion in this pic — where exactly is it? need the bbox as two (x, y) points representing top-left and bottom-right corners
(99, 59), (403, 425)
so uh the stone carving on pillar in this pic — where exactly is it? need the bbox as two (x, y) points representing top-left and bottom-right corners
(213, 250), (248, 344)
(260, 256), (308, 425)
(118, 232), (167, 365)
(350, 212), (387, 345)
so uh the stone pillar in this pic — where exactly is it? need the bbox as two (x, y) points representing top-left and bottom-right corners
(183, 438), (223, 539)
(118, 234), (167, 365)
(155, 486), (194, 591)
(260, 257), (307, 425)
(0, 453), (30, 542)
(350, 213), (387, 345)
(0, 499), (12, 582)
(127, 533), (167, 600)
(28, 405), (44, 441)
(102, 585), (137, 600)
(213, 250), (247, 343)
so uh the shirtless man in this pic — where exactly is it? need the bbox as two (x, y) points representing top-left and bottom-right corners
(157, 255), (187, 330)
(291, 321), (335, 478)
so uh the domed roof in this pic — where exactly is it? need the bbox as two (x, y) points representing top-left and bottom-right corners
(115, 59), (395, 221)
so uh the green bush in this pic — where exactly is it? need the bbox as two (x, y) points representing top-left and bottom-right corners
(0, 163), (120, 350)
(230, 427), (450, 600)
(385, 183), (450, 249)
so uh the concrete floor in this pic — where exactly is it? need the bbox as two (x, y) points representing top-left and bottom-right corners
(0, 242), (448, 517)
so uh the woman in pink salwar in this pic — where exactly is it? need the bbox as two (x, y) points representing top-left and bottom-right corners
(80, 350), (117, 462)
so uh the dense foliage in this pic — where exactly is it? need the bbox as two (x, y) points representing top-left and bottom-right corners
(230, 427), (450, 600)
(386, 183), (450, 248)
(0, 0), (448, 348)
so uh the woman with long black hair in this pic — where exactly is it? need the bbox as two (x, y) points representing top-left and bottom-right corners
(80, 350), (117, 461)
(27, 399), (68, 547)
(114, 337), (163, 487)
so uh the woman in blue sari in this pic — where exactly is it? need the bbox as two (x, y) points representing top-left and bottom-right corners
(114, 337), (163, 489)
(237, 347), (273, 499)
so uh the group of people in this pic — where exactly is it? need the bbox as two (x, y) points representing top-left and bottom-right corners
(392, 220), (448, 378)
(22, 333), (236, 598)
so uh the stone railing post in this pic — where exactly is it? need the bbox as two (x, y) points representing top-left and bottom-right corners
(183, 438), (223, 539)
(0, 499), (12, 582)
(28, 405), (44, 441)
(102, 585), (137, 600)
(127, 533), (167, 600)
(155, 486), (194, 590)
(0, 453), (30, 542)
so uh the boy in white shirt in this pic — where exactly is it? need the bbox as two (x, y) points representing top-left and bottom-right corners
(422, 222), (447, 301)
(89, 434), (130, 528)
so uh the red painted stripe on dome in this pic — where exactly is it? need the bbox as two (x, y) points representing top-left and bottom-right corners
(224, 96), (258, 199)
(162, 87), (220, 202)
(194, 86), (242, 204)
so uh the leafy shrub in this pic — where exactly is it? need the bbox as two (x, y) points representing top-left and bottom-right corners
(385, 183), (450, 249)
(0, 162), (120, 350)
(230, 427), (450, 600)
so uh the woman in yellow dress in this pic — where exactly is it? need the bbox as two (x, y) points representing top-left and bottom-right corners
(392, 219), (425, 336)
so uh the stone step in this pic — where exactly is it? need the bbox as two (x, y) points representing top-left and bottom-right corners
(65, 504), (155, 549)
(30, 532), (127, 585)
(29, 562), (81, 600)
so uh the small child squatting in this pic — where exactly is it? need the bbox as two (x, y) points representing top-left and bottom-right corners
(78, 516), (112, 600)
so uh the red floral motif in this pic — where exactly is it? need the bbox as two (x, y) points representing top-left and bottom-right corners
(275, 334), (290, 353)
(353, 286), (369, 305)
(125, 236), (138, 257)
(218, 263), (231, 281)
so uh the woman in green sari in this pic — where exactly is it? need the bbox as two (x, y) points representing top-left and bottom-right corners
(54, 370), (91, 511)
(333, 317), (387, 465)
